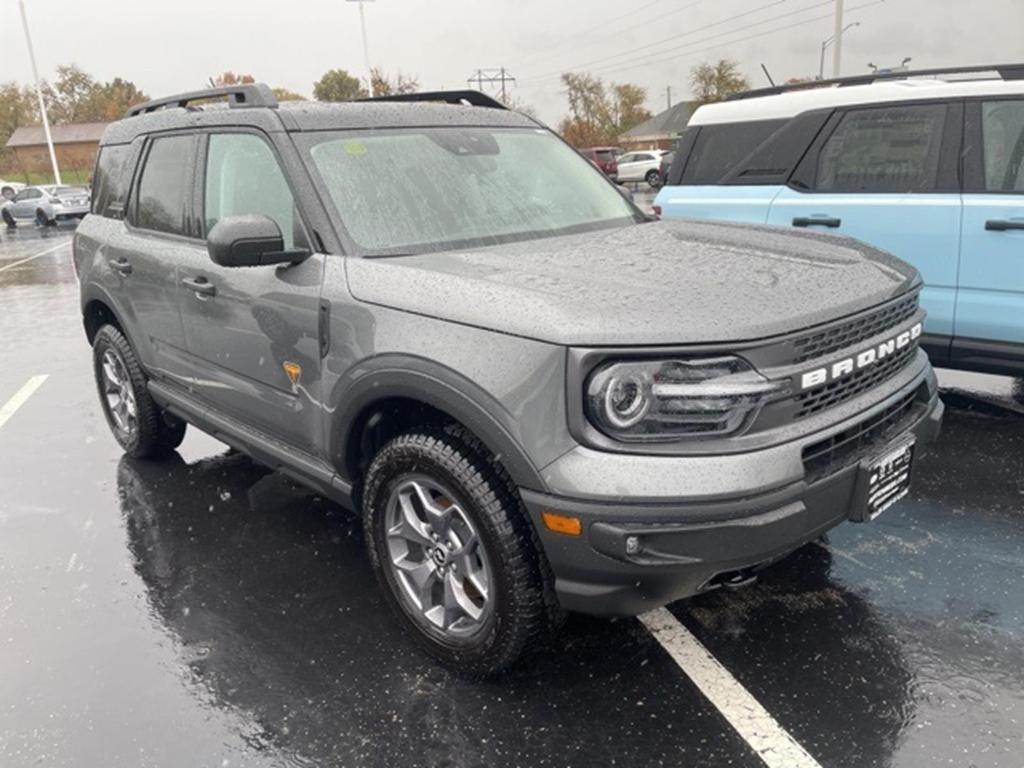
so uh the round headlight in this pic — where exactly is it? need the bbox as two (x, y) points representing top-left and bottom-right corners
(604, 374), (650, 428)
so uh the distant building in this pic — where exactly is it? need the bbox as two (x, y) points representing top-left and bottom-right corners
(619, 102), (694, 151)
(4, 122), (109, 176)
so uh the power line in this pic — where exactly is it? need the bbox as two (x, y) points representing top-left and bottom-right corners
(520, 0), (789, 82)
(522, 0), (665, 67)
(521, 0), (706, 71)
(539, 0), (885, 83)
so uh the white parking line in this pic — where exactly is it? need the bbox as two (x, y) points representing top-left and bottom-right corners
(640, 607), (822, 768)
(0, 241), (70, 273)
(0, 375), (49, 430)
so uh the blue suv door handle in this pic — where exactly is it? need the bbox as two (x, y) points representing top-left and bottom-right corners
(984, 219), (1024, 232)
(793, 216), (842, 228)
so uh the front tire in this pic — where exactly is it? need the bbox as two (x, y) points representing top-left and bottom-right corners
(92, 325), (186, 458)
(2, 209), (14, 229)
(363, 426), (557, 676)
(645, 169), (662, 188)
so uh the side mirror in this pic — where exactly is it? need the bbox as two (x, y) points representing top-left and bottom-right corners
(207, 214), (309, 268)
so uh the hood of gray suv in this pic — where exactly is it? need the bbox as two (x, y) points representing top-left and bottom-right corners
(345, 220), (919, 346)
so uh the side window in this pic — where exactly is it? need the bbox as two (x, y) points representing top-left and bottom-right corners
(980, 100), (1024, 192)
(91, 144), (132, 218)
(682, 119), (787, 184)
(815, 104), (947, 193)
(619, 153), (637, 164)
(134, 135), (193, 235)
(13, 189), (34, 202)
(204, 133), (298, 249)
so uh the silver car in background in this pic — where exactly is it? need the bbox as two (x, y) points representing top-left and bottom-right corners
(2, 184), (91, 227)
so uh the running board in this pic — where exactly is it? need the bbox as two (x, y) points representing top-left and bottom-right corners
(148, 380), (354, 510)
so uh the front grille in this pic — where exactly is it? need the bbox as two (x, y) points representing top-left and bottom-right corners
(792, 293), (919, 364)
(795, 340), (918, 418)
(802, 389), (919, 482)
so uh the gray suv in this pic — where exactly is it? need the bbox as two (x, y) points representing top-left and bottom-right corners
(76, 84), (943, 675)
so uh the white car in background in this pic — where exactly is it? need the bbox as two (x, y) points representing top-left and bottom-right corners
(615, 149), (668, 187)
(1, 184), (91, 228)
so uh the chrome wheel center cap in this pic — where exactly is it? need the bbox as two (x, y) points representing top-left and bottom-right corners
(430, 547), (449, 567)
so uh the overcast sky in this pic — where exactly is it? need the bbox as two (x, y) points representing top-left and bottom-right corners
(1, 0), (1021, 125)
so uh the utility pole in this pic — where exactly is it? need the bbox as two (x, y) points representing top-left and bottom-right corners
(17, 0), (61, 185)
(466, 69), (517, 102)
(666, 86), (672, 110)
(832, 0), (845, 78)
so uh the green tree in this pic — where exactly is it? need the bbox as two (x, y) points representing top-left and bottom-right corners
(689, 59), (750, 106)
(80, 78), (149, 121)
(43, 64), (98, 124)
(313, 69), (367, 101)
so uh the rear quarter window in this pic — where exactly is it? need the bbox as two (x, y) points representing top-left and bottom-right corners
(91, 145), (134, 218)
(682, 119), (787, 184)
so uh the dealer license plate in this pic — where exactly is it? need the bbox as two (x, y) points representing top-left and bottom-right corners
(851, 439), (915, 522)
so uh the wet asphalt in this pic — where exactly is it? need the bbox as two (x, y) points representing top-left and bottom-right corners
(0, 224), (1022, 768)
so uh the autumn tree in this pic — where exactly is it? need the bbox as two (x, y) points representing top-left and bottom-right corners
(212, 72), (256, 86)
(689, 59), (750, 106)
(272, 87), (305, 102)
(369, 67), (418, 97)
(558, 72), (651, 146)
(313, 69), (367, 101)
(81, 78), (149, 121)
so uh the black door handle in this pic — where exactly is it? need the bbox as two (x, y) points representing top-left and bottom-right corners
(181, 276), (216, 297)
(985, 219), (1024, 231)
(793, 216), (842, 228)
(109, 258), (132, 275)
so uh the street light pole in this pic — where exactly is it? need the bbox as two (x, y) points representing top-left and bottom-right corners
(17, 0), (61, 185)
(347, 0), (375, 97)
(831, 0), (845, 78)
(819, 22), (860, 80)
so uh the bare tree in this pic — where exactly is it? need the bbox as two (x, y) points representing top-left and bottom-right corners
(689, 59), (750, 106)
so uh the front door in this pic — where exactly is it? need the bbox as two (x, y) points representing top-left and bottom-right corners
(178, 130), (324, 453)
(767, 102), (963, 344)
(11, 187), (43, 219)
(956, 98), (1024, 362)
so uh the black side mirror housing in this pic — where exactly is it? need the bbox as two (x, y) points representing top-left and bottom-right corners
(207, 214), (310, 268)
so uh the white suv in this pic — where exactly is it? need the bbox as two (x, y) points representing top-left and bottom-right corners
(615, 149), (666, 186)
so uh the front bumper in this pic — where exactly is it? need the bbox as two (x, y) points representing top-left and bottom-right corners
(523, 367), (943, 616)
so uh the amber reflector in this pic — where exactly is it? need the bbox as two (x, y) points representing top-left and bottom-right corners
(541, 511), (582, 537)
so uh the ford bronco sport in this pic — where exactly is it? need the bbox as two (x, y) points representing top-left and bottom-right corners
(77, 84), (943, 675)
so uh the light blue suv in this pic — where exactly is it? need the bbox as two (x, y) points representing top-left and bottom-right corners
(656, 64), (1024, 377)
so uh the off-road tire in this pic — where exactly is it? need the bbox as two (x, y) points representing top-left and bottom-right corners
(363, 424), (560, 676)
(92, 324), (186, 458)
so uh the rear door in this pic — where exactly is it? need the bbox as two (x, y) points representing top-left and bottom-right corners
(616, 153), (643, 181)
(767, 101), (963, 346)
(115, 133), (200, 386)
(956, 97), (1024, 366)
(177, 129), (325, 453)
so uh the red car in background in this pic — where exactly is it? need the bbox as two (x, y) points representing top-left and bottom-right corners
(579, 146), (621, 180)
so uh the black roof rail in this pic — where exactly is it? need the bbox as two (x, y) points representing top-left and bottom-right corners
(727, 62), (1024, 101)
(357, 89), (507, 110)
(127, 83), (279, 117)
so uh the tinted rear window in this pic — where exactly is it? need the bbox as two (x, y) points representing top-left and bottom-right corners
(682, 119), (787, 184)
(134, 135), (193, 235)
(92, 145), (133, 218)
(595, 150), (616, 162)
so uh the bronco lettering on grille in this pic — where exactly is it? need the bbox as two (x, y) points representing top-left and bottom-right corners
(800, 323), (922, 390)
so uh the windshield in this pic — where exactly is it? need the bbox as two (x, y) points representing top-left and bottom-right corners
(299, 127), (640, 256)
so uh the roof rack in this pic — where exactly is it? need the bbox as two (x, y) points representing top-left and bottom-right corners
(358, 89), (507, 110)
(127, 83), (279, 117)
(728, 62), (1024, 102)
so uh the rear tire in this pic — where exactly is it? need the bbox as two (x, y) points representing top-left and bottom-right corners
(35, 209), (53, 228)
(92, 324), (186, 458)
(362, 425), (558, 676)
